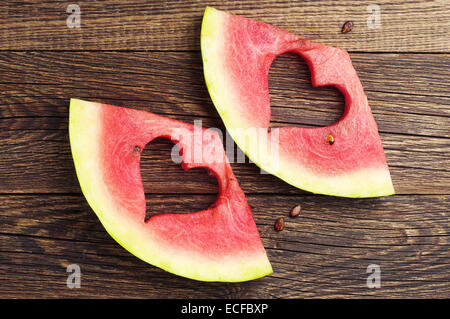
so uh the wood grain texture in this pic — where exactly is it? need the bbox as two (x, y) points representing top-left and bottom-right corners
(0, 0), (449, 52)
(0, 129), (449, 195)
(0, 194), (448, 298)
(1, 0), (449, 299)
(0, 51), (449, 195)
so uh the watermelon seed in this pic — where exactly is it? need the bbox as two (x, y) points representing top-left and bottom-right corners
(274, 217), (285, 231)
(290, 204), (301, 217)
(326, 134), (335, 145)
(134, 145), (142, 153)
(341, 21), (353, 33)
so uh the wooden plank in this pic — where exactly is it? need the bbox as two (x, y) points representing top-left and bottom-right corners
(0, 129), (449, 195)
(0, 51), (449, 194)
(0, 51), (448, 121)
(0, 194), (448, 298)
(0, 1), (448, 52)
(0, 0), (448, 302)
(1, 51), (449, 101)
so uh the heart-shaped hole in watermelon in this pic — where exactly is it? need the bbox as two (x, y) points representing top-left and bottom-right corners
(268, 53), (345, 131)
(141, 137), (219, 221)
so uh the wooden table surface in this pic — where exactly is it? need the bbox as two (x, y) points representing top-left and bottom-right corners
(1, 0), (449, 298)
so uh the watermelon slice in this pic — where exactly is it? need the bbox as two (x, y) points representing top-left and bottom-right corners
(201, 7), (395, 198)
(69, 99), (272, 282)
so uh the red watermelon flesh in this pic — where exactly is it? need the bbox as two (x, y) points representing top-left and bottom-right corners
(69, 99), (272, 282)
(201, 7), (395, 197)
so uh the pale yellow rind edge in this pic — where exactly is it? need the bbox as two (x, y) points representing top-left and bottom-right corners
(69, 98), (272, 282)
(201, 7), (395, 198)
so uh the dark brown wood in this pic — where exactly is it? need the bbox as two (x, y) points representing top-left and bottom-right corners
(1, 51), (448, 131)
(0, 0), (449, 299)
(0, 129), (449, 195)
(0, 1), (448, 51)
(0, 52), (448, 195)
(0, 194), (448, 298)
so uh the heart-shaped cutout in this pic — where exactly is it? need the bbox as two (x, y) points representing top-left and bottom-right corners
(141, 137), (218, 221)
(268, 53), (345, 130)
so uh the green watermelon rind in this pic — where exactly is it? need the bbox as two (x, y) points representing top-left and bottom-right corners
(201, 7), (395, 198)
(69, 98), (273, 282)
